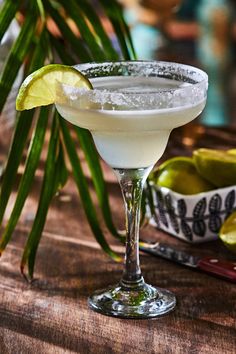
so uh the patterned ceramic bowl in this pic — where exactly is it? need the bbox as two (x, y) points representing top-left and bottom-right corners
(147, 184), (236, 243)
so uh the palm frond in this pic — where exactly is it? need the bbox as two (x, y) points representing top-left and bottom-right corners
(0, 111), (34, 226)
(0, 0), (19, 42)
(0, 10), (37, 110)
(36, 0), (46, 23)
(78, 0), (119, 60)
(100, 0), (135, 59)
(0, 25), (48, 225)
(49, 31), (75, 65)
(75, 127), (124, 242)
(0, 0), (134, 277)
(60, 116), (122, 263)
(60, 0), (106, 61)
(0, 107), (49, 253)
(20, 113), (60, 279)
(44, 0), (91, 62)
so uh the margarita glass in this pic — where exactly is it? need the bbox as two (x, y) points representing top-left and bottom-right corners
(56, 61), (208, 318)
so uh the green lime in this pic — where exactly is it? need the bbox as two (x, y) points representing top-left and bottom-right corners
(227, 149), (236, 156)
(16, 64), (92, 111)
(219, 211), (236, 253)
(193, 148), (236, 187)
(150, 156), (215, 195)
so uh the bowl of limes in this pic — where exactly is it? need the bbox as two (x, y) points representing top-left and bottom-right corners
(147, 148), (236, 243)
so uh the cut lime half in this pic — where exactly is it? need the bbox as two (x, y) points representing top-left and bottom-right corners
(150, 156), (214, 195)
(219, 211), (236, 253)
(16, 64), (92, 111)
(193, 148), (236, 187)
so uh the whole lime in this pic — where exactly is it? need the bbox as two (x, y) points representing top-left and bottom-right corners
(151, 156), (215, 195)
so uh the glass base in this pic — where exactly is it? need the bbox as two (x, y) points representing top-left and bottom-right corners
(88, 280), (176, 319)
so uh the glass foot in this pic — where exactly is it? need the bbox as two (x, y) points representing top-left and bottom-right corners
(88, 281), (176, 319)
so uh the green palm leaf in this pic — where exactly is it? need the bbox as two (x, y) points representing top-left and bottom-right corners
(22, 116), (69, 280)
(44, 0), (91, 62)
(49, 31), (75, 65)
(75, 127), (124, 242)
(60, 0), (106, 61)
(0, 0), (19, 42)
(20, 113), (60, 279)
(100, 0), (135, 59)
(0, 111), (34, 226)
(0, 26), (48, 225)
(52, 139), (69, 195)
(36, 0), (46, 22)
(78, 0), (119, 60)
(60, 116), (121, 262)
(0, 6), (37, 111)
(0, 107), (49, 253)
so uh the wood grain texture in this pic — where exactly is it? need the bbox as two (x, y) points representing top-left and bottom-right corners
(0, 125), (236, 354)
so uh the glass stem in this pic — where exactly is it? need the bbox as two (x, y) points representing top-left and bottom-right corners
(114, 166), (153, 288)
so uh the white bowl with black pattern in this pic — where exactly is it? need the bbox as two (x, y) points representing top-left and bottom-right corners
(147, 184), (236, 243)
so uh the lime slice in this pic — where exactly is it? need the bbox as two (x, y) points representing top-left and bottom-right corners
(219, 212), (236, 253)
(150, 156), (214, 195)
(16, 64), (92, 111)
(193, 148), (236, 187)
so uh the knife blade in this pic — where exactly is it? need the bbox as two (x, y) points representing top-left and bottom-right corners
(139, 241), (236, 283)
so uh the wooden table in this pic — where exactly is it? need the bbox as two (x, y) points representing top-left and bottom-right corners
(0, 124), (236, 353)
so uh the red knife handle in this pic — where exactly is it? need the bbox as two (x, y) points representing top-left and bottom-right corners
(197, 257), (236, 282)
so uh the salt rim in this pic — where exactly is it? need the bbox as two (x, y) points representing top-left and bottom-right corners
(56, 61), (208, 111)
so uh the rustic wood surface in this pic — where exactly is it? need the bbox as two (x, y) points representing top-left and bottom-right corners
(0, 124), (236, 354)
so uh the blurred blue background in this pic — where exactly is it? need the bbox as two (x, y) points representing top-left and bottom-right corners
(121, 0), (236, 127)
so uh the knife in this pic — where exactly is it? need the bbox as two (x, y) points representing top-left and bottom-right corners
(139, 241), (236, 283)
